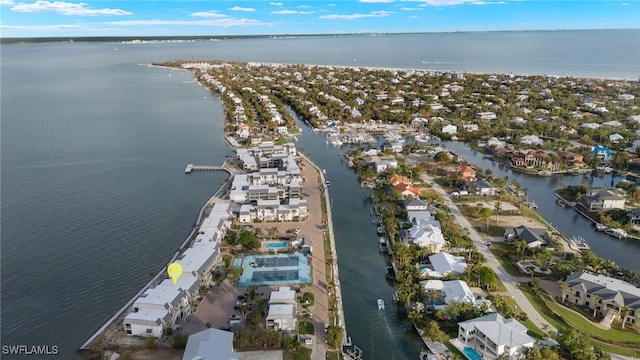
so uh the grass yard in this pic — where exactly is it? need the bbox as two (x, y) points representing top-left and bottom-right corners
(518, 283), (640, 355)
(487, 243), (521, 277)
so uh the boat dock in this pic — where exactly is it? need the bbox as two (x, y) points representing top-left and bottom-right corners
(185, 164), (225, 173)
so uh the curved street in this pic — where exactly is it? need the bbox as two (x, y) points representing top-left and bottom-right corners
(421, 173), (558, 334)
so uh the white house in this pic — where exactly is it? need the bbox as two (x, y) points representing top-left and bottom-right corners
(579, 189), (626, 212)
(520, 135), (544, 146)
(457, 313), (535, 358)
(123, 309), (170, 337)
(609, 133), (624, 144)
(442, 124), (458, 135)
(632, 140), (640, 151)
(463, 124), (479, 132)
(182, 328), (239, 360)
(265, 304), (297, 331)
(269, 286), (297, 306)
(475, 112), (497, 121)
(421, 280), (475, 310)
(404, 211), (446, 253)
(425, 252), (468, 278)
(486, 137), (505, 148)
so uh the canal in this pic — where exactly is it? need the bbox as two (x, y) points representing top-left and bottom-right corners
(441, 141), (640, 275)
(293, 120), (422, 359)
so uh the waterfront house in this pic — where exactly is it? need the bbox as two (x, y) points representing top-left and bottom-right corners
(463, 124), (479, 132)
(486, 137), (506, 149)
(424, 252), (468, 278)
(403, 199), (429, 211)
(123, 309), (170, 338)
(457, 313), (535, 358)
(266, 304), (297, 331)
(390, 174), (413, 186)
(182, 328), (239, 360)
(510, 150), (554, 169)
(394, 183), (421, 198)
(236, 123), (250, 139)
(374, 159), (398, 174)
(404, 211), (446, 252)
(592, 146), (613, 162)
(563, 271), (640, 327)
(269, 286), (297, 306)
(421, 280), (475, 310)
(442, 124), (458, 134)
(629, 208), (640, 227)
(560, 151), (586, 168)
(127, 283), (190, 336)
(465, 180), (498, 196)
(578, 188), (626, 212)
(504, 225), (550, 248)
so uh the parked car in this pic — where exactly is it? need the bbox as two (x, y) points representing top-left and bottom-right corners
(234, 301), (247, 309)
(229, 314), (242, 321)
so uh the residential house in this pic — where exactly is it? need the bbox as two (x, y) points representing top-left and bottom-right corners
(236, 123), (250, 139)
(403, 199), (429, 211)
(475, 112), (497, 121)
(632, 140), (640, 151)
(560, 152), (586, 168)
(394, 183), (421, 198)
(390, 174), (412, 186)
(423, 252), (468, 278)
(510, 150), (554, 169)
(463, 124), (479, 132)
(629, 208), (640, 227)
(421, 280), (475, 311)
(486, 137), (506, 148)
(269, 286), (297, 306)
(455, 165), (477, 181)
(375, 159), (398, 174)
(182, 328), (239, 360)
(609, 133), (624, 144)
(520, 135), (544, 146)
(457, 313), (535, 358)
(579, 189), (626, 212)
(442, 124), (458, 135)
(504, 225), (550, 248)
(563, 271), (640, 327)
(403, 211), (446, 252)
(581, 122), (603, 130)
(265, 304), (297, 331)
(465, 180), (498, 196)
(592, 146), (613, 162)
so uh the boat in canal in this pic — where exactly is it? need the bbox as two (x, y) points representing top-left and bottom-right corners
(605, 228), (628, 239)
(377, 299), (385, 310)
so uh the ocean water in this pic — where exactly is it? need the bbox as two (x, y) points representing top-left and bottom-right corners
(1, 30), (639, 359)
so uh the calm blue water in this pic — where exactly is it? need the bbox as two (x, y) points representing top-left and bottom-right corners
(265, 241), (289, 249)
(1, 30), (639, 359)
(463, 347), (484, 360)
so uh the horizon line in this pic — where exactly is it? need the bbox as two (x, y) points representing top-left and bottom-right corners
(1, 27), (638, 43)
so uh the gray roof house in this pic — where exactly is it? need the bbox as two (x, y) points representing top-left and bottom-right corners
(182, 328), (239, 360)
(504, 225), (550, 248)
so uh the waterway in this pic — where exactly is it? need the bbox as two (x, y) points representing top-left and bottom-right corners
(441, 141), (640, 274)
(292, 119), (422, 359)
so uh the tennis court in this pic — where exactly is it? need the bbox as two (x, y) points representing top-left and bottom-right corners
(236, 254), (312, 287)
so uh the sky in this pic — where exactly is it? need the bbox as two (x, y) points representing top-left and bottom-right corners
(0, 0), (638, 38)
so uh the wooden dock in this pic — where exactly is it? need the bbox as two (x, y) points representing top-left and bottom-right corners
(185, 164), (224, 173)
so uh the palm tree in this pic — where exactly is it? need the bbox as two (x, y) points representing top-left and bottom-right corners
(494, 199), (503, 225)
(560, 282), (570, 303)
(620, 306), (630, 328)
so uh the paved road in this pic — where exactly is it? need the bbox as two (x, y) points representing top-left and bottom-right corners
(421, 174), (557, 334)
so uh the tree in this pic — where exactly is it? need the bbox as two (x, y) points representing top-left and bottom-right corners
(239, 229), (260, 249)
(478, 207), (492, 231)
(424, 320), (447, 342)
(246, 310), (263, 326)
(560, 282), (570, 303)
(478, 266), (499, 291)
(515, 239), (528, 258)
(494, 200), (503, 225)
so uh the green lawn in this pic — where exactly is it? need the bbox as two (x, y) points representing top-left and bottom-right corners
(298, 321), (314, 335)
(325, 350), (342, 360)
(518, 284), (640, 354)
(293, 346), (312, 360)
(487, 243), (521, 277)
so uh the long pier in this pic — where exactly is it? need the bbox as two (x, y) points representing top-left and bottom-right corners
(185, 164), (223, 173)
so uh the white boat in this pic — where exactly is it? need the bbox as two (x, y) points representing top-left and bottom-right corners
(377, 226), (385, 234)
(595, 223), (607, 231)
(377, 299), (385, 310)
(414, 132), (431, 143)
(605, 228), (628, 239)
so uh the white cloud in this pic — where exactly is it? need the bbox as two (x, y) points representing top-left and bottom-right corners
(0, 0), (15, 5)
(409, 0), (504, 5)
(328, 3), (336, 6)
(191, 11), (229, 18)
(360, 0), (394, 2)
(401, 7), (421, 10)
(228, 6), (255, 12)
(320, 10), (393, 20)
(10, 0), (131, 15)
(272, 9), (314, 14)
(106, 18), (267, 28)
(269, 2), (283, 5)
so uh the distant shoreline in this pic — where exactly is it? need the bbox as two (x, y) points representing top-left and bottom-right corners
(2, 28), (638, 44)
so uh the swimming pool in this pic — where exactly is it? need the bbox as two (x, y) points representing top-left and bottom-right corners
(265, 241), (289, 249)
(463, 347), (483, 360)
(236, 254), (312, 286)
(419, 264), (432, 271)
